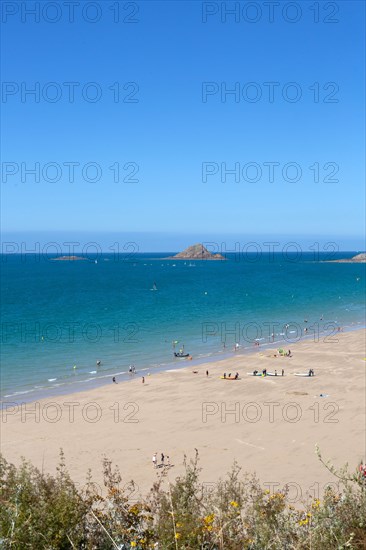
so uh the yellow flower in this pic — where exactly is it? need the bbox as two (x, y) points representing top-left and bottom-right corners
(264, 489), (270, 495)
(131, 543), (137, 548)
(203, 514), (215, 524)
(175, 533), (181, 539)
(176, 522), (183, 528)
(298, 519), (309, 526)
(230, 500), (239, 508)
(306, 512), (312, 518)
(312, 499), (321, 509)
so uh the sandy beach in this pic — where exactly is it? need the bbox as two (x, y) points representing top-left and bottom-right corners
(1, 329), (365, 503)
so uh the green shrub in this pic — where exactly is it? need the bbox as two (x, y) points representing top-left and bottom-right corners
(0, 448), (365, 549)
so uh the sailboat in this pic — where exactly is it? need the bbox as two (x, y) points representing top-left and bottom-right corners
(151, 282), (158, 291)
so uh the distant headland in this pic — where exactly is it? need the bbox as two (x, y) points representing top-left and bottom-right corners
(328, 253), (366, 263)
(52, 256), (88, 261)
(167, 243), (226, 260)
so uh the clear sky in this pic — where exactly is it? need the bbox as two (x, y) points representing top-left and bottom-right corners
(1, 0), (365, 250)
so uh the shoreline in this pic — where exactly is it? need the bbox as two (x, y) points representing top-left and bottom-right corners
(2, 329), (365, 500)
(2, 321), (365, 406)
(2, 321), (365, 405)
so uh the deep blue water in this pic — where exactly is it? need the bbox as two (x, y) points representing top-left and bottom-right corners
(1, 252), (365, 402)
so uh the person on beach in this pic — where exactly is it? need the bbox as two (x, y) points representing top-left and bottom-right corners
(228, 373), (231, 378)
(253, 370), (258, 376)
(96, 360), (101, 366)
(235, 372), (239, 379)
(112, 376), (117, 383)
(161, 453), (165, 465)
(275, 370), (277, 376)
(129, 365), (133, 374)
(166, 455), (170, 466)
(206, 370), (209, 376)
(223, 372), (226, 379)
(282, 369), (284, 376)
(152, 453), (157, 468)
(142, 376), (145, 384)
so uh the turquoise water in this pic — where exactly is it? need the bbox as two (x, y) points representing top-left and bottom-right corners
(1, 252), (365, 402)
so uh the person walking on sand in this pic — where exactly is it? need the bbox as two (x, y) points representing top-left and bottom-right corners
(282, 369), (284, 376)
(206, 370), (209, 377)
(112, 376), (117, 384)
(161, 452), (165, 466)
(142, 376), (145, 384)
(152, 453), (157, 468)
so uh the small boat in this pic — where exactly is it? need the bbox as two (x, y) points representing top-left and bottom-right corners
(174, 352), (190, 358)
(294, 373), (315, 377)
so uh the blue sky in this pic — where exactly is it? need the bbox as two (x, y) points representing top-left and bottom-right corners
(1, 0), (365, 250)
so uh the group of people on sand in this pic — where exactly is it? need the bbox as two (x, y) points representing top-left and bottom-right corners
(253, 369), (285, 377)
(308, 369), (315, 376)
(223, 372), (239, 379)
(112, 364), (146, 384)
(152, 452), (170, 469)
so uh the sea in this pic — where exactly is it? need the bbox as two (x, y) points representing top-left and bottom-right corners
(1, 252), (365, 403)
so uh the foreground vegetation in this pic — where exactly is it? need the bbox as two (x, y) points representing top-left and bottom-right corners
(1, 449), (365, 549)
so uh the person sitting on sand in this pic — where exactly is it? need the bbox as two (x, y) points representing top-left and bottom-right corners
(253, 370), (258, 376)
(112, 376), (117, 383)
(234, 372), (239, 379)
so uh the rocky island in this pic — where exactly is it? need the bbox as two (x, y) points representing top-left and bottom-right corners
(168, 243), (226, 260)
(52, 256), (88, 261)
(328, 253), (366, 263)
